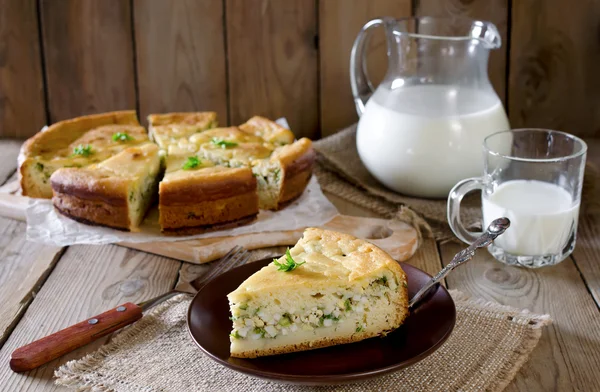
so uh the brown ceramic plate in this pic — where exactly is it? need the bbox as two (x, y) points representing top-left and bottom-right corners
(187, 257), (455, 385)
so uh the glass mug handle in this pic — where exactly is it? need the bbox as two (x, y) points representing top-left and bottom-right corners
(350, 17), (396, 116)
(447, 177), (485, 244)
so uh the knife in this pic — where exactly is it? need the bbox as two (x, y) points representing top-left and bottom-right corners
(10, 246), (249, 373)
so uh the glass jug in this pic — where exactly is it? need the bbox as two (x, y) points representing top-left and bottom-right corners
(351, 17), (509, 199)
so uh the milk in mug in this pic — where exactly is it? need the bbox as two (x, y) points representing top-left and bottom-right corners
(482, 180), (579, 255)
(356, 85), (509, 198)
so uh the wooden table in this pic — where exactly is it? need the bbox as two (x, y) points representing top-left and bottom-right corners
(0, 139), (598, 391)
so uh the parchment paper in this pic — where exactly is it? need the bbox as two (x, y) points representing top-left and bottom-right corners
(26, 176), (337, 246)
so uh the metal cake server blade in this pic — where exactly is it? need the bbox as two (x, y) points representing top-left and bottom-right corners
(408, 217), (511, 310)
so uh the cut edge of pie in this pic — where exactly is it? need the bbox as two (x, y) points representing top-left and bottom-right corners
(227, 228), (409, 358)
(150, 113), (315, 233)
(158, 156), (259, 235)
(19, 110), (145, 198)
(251, 137), (315, 210)
(50, 143), (162, 231)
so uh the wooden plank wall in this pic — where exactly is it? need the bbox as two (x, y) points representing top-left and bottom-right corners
(0, 0), (597, 140)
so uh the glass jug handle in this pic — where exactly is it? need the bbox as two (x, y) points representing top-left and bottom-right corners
(350, 17), (395, 116)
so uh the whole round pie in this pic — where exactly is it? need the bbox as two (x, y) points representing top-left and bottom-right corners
(19, 111), (315, 232)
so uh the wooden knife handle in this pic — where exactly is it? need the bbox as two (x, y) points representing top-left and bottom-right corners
(10, 302), (142, 373)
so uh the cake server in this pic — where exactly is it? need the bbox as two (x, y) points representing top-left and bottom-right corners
(10, 246), (250, 373)
(408, 217), (511, 309)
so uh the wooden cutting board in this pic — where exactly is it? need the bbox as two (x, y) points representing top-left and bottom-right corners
(0, 180), (418, 264)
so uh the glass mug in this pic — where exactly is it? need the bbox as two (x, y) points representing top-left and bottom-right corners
(448, 129), (587, 268)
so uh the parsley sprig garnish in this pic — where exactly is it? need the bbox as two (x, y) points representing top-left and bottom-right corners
(273, 248), (305, 272)
(211, 137), (238, 149)
(182, 156), (201, 170)
(72, 144), (93, 157)
(112, 132), (134, 142)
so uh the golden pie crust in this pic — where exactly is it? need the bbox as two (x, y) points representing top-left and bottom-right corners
(19, 111), (314, 233)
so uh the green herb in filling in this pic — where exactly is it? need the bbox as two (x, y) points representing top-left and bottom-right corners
(72, 144), (93, 157)
(273, 248), (305, 272)
(230, 331), (241, 339)
(34, 162), (44, 172)
(278, 315), (292, 326)
(373, 275), (389, 287)
(229, 316), (237, 321)
(112, 132), (134, 142)
(402, 281), (408, 288)
(323, 314), (339, 321)
(239, 303), (248, 310)
(253, 307), (261, 316)
(253, 327), (266, 338)
(344, 298), (352, 311)
(319, 314), (339, 327)
(356, 326), (364, 333)
(182, 156), (200, 170)
(211, 137), (238, 149)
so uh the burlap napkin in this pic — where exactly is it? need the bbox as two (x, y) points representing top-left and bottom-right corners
(313, 124), (600, 241)
(55, 291), (550, 392)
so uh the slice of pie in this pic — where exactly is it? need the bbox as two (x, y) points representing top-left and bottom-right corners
(148, 112), (217, 149)
(151, 113), (315, 232)
(19, 111), (148, 198)
(251, 137), (315, 210)
(187, 126), (274, 168)
(158, 153), (259, 234)
(227, 228), (409, 358)
(238, 115), (295, 145)
(50, 143), (161, 231)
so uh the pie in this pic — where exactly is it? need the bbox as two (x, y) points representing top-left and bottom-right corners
(148, 112), (217, 150)
(149, 114), (315, 233)
(227, 228), (409, 358)
(19, 111), (148, 198)
(18, 111), (314, 233)
(51, 143), (161, 231)
(158, 154), (259, 234)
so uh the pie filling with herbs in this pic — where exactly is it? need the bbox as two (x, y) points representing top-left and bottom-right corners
(227, 228), (409, 358)
(19, 111), (314, 233)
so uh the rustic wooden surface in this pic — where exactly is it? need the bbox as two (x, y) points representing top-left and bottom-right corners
(0, 244), (181, 390)
(0, 216), (63, 347)
(0, 0), (47, 139)
(318, 0), (411, 136)
(3, 0), (600, 138)
(40, 0), (137, 123)
(509, 0), (600, 135)
(226, 0), (319, 139)
(0, 138), (598, 390)
(134, 0), (229, 126)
